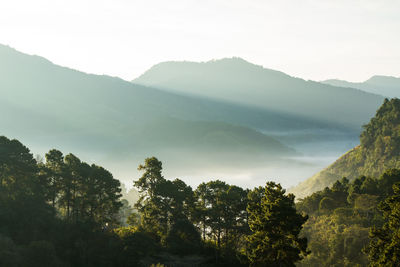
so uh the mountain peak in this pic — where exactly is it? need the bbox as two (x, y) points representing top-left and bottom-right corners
(205, 57), (254, 66)
(365, 75), (400, 87)
(134, 57), (290, 83)
(134, 57), (383, 131)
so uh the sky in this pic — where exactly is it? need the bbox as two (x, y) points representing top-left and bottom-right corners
(1, 0), (399, 82)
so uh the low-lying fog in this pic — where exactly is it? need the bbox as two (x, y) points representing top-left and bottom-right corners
(109, 130), (359, 191)
(25, 129), (359, 192)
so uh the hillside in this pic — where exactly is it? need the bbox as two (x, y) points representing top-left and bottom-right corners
(323, 75), (400, 98)
(134, 58), (384, 130)
(291, 98), (400, 198)
(0, 44), (301, 183)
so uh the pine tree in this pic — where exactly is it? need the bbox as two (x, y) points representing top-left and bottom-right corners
(247, 182), (309, 267)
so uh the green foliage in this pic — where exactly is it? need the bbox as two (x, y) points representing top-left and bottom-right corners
(165, 219), (202, 255)
(297, 168), (400, 266)
(114, 226), (160, 265)
(133, 158), (249, 266)
(319, 196), (336, 211)
(0, 235), (20, 267)
(0, 136), (126, 267)
(1, 137), (311, 267)
(134, 157), (195, 239)
(293, 98), (400, 198)
(0, 136), (39, 199)
(193, 180), (249, 265)
(0, 136), (55, 244)
(365, 183), (400, 266)
(246, 182), (308, 266)
(21, 240), (62, 267)
(40, 150), (123, 226)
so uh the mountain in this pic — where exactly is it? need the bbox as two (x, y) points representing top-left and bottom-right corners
(0, 44), (301, 185)
(323, 75), (400, 98)
(134, 58), (384, 130)
(290, 98), (400, 198)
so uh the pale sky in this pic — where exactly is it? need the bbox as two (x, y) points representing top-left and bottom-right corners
(1, 0), (399, 82)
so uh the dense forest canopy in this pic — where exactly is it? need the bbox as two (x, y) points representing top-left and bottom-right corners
(0, 136), (308, 266)
(297, 169), (400, 266)
(2, 134), (400, 266)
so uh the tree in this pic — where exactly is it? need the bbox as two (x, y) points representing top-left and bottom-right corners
(87, 164), (122, 226)
(134, 157), (169, 237)
(194, 182), (212, 240)
(319, 196), (336, 212)
(134, 157), (196, 240)
(365, 182), (400, 266)
(202, 180), (230, 250)
(247, 182), (309, 267)
(61, 153), (81, 220)
(43, 149), (65, 207)
(134, 157), (164, 199)
(193, 180), (249, 264)
(0, 136), (54, 243)
(0, 136), (40, 198)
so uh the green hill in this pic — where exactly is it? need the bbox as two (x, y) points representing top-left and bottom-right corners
(291, 98), (400, 198)
(134, 58), (384, 130)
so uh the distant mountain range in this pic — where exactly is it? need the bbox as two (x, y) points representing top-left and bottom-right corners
(0, 44), (391, 190)
(0, 45), (297, 167)
(134, 58), (384, 130)
(290, 98), (400, 198)
(323, 75), (400, 98)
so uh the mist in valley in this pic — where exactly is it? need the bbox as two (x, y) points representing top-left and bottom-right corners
(12, 126), (359, 193)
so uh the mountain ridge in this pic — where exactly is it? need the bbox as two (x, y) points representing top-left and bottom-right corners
(0, 44), (304, 186)
(323, 75), (400, 98)
(134, 58), (384, 130)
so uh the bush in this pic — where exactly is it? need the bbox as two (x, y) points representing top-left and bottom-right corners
(165, 219), (202, 255)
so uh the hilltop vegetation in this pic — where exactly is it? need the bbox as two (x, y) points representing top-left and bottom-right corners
(291, 98), (400, 198)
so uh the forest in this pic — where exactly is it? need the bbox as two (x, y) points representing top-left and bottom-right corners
(0, 136), (308, 266)
(297, 170), (400, 266)
(1, 133), (400, 266)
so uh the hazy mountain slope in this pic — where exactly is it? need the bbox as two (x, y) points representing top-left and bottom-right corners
(0, 44), (297, 177)
(323, 75), (400, 98)
(0, 44), (338, 133)
(290, 98), (400, 198)
(134, 58), (384, 130)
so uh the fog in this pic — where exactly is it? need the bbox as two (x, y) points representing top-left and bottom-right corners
(72, 130), (359, 191)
